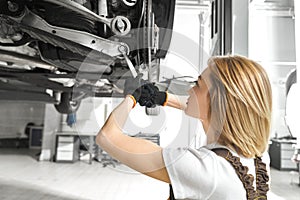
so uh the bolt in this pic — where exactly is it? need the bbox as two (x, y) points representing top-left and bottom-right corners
(118, 45), (128, 54)
(7, 1), (19, 12)
(116, 19), (125, 32)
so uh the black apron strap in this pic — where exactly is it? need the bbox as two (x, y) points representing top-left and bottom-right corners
(211, 148), (269, 200)
(169, 184), (176, 200)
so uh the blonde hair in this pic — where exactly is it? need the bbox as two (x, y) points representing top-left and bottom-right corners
(206, 55), (272, 158)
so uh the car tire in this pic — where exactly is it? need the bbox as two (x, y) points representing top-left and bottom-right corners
(55, 92), (81, 114)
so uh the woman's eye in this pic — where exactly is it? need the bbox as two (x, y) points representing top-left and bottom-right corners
(190, 80), (199, 88)
(190, 81), (196, 88)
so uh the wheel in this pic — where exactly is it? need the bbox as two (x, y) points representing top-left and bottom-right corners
(55, 92), (81, 114)
(145, 106), (160, 116)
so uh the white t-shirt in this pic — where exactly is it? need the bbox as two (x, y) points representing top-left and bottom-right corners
(162, 144), (270, 200)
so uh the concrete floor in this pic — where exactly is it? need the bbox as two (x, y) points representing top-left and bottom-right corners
(0, 148), (299, 200)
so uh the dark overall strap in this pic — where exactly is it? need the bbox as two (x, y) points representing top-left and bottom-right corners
(169, 184), (176, 200)
(212, 148), (269, 200)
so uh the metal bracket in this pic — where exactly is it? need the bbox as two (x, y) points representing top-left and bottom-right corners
(18, 8), (130, 57)
(43, 0), (132, 36)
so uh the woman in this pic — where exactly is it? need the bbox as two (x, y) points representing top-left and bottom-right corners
(96, 55), (272, 199)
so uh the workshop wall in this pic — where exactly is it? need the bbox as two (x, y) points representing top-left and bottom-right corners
(249, 6), (296, 138)
(40, 104), (61, 161)
(0, 102), (45, 138)
(39, 97), (111, 161)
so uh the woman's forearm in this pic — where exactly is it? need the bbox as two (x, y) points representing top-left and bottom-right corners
(166, 93), (187, 110)
(96, 97), (169, 182)
(104, 96), (134, 130)
(96, 96), (132, 147)
(96, 96), (135, 159)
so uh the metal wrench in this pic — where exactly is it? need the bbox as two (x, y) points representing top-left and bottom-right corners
(119, 46), (138, 78)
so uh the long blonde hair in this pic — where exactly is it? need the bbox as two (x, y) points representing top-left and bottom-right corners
(206, 55), (272, 158)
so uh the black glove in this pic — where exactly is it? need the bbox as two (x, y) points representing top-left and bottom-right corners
(139, 83), (168, 108)
(124, 74), (145, 106)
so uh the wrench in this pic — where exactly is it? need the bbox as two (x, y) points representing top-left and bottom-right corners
(119, 45), (138, 78)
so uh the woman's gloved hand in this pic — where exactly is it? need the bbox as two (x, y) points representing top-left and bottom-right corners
(124, 75), (168, 108)
(124, 74), (145, 107)
(139, 83), (168, 108)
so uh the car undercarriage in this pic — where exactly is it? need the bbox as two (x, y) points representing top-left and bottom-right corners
(0, 0), (175, 113)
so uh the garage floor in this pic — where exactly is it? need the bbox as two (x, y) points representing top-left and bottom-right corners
(0, 148), (299, 200)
